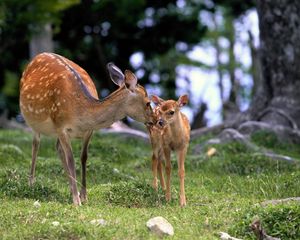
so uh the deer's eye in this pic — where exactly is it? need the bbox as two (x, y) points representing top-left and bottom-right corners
(146, 102), (151, 107)
(169, 110), (175, 115)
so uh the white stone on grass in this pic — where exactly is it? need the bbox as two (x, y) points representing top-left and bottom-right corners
(146, 216), (174, 237)
(90, 219), (106, 226)
(52, 221), (60, 226)
(33, 200), (41, 208)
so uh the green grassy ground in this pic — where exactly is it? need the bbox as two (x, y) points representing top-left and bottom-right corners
(0, 129), (299, 239)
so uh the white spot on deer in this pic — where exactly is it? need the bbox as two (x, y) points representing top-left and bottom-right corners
(63, 99), (66, 102)
(49, 72), (54, 77)
(28, 105), (33, 112)
(57, 102), (61, 106)
(36, 94), (40, 99)
(27, 94), (31, 99)
(49, 90), (53, 96)
(57, 89), (61, 95)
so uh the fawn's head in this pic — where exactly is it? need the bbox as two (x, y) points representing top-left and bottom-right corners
(107, 63), (154, 125)
(151, 94), (188, 128)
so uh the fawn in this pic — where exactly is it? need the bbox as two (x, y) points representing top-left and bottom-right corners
(148, 94), (190, 207)
(19, 52), (153, 206)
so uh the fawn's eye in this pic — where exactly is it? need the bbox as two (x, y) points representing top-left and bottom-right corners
(169, 110), (175, 115)
(146, 102), (151, 107)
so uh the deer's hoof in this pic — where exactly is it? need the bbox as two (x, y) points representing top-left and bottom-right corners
(28, 177), (35, 187)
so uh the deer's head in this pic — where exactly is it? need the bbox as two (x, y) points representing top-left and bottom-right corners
(107, 63), (154, 125)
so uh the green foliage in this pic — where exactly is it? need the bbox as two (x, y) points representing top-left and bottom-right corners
(230, 203), (300, 240)
(106, 180), (166, 208)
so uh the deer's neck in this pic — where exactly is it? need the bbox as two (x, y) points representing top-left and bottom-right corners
(168, 112), (185, 138)
(78, 87), (129, 130)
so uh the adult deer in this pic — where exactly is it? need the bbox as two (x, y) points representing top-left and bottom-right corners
(149, 95), (190, 207)
(19, 52), (153, 206)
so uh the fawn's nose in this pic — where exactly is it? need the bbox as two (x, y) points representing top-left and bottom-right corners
(158, 119), (164, 127)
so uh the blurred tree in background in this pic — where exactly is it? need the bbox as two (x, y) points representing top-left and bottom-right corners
(0, 0), (79, 116)
(0, 0), (255, 127)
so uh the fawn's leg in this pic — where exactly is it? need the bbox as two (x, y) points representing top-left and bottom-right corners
(157, 151), (166, 190)
(58, 132), (81, 206)
(164, 148), (171, 202)
(29, 132), (40, 186)
(152, 153), (159, 190)
(177, 147), (187, 207)
(79, 131), (93, 202)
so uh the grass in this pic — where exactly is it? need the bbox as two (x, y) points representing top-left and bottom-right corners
(0, 129), (300, 239)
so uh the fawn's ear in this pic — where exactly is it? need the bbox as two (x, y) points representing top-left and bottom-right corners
(177, 94), (189, 107)
(151, 95), (164, 105)
(124, 70), (138, 92)
(107, 63), (125, 86)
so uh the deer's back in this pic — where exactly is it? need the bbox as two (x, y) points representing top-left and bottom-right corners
(19, 52), (98, 136)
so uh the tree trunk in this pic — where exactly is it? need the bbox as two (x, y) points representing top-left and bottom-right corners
(245, 0), (300, 129)
(29, 23), (54, 59)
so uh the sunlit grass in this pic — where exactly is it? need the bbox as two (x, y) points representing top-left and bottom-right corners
(0, 129), (299, 239)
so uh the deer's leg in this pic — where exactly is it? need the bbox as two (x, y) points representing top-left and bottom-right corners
(58, 133), (81, 206)
(157, 159), (166, 191)
(56, 139), (70, 179)
(29, 132), (40, 186)
(177, 147), (187, 207)
(164, 148), (171, 202)
(152, 153), (158, 191)
(79, 131), (93, 203)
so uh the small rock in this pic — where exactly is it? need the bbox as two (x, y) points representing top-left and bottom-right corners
(146, 216), (174, 237)
(206, 147), (217, 157)
(33, 200), (41, 208)
(90, 219), (106, 226)
(52, 221), (60, 226)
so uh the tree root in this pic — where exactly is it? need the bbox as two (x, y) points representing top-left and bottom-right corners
(257, 107), (298, 130)
(260, 197), (300, 207)
(190, 124), (225, 140)
(192, 127), (299, 164)
(251, 219), (281, 240)
(238, 121), (300, 144)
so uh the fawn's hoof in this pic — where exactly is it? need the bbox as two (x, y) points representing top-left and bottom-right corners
(165, 193), (171, 202)
(180, 195), (186, 207)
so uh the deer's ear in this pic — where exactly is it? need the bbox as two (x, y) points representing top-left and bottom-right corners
(177, 94), (189, 107)
(151, 95), (164, 105)
(124, 70), (137, 92)
(107, 62), (125, 86)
